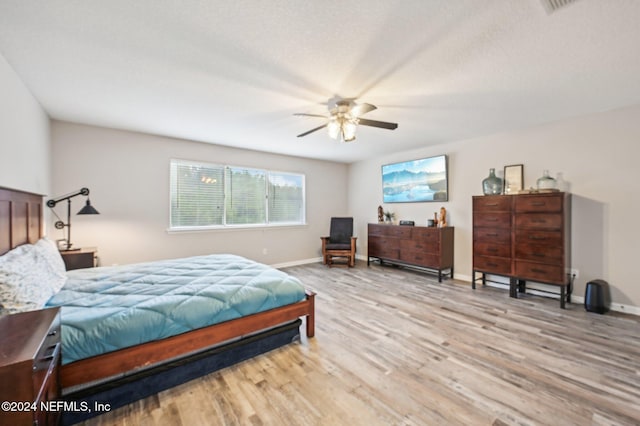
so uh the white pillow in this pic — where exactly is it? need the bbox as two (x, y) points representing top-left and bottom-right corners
(0, 240), (67, 315)
(35, 237), (67, 291)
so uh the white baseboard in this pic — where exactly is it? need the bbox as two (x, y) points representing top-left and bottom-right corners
(271, 257), (322, 269)
(569, 295), (640, 316)
(466, 277), (640, 316)
(278, 257), (640, 316)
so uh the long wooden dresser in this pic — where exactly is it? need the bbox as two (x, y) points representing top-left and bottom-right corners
(472, 192), (572, 308)
(368, 223), (454, 282)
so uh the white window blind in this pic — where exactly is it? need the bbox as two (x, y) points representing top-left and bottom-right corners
(225, 166), (266, 225)
(169, 159), (305, 229)
(268, 172), (305, 224)
(170, 160), (225, 228)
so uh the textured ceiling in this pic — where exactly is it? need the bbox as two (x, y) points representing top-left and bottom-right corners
(1, 0), (640, 163)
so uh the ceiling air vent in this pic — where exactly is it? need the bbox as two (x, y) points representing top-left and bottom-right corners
(540, 0), (579, 13)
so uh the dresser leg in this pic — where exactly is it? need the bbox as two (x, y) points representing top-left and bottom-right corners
(560, 285), (566, 309)
(518, 279), (526, 293)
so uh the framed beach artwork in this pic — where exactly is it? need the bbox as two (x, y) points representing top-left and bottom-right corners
(381, 155), (448, 203)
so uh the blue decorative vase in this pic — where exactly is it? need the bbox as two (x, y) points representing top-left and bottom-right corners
(482, 168), (503, 195)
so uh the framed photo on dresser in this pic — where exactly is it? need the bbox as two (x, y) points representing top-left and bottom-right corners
(503, 164), (523, 194)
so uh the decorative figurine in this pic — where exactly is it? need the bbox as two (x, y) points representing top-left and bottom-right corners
(378, 205), (384, 223)
(438, 207), (447, 227)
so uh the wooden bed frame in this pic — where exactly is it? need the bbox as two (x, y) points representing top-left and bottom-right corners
(0, 186), (315, 389)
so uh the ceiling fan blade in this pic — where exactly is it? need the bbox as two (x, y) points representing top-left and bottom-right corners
(351, 103), (377, 117)
(293, 113), (327, 118)
(358, 118), (398, 130)
(297, 123), (328, 137)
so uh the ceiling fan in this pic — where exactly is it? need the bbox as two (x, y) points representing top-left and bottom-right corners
(294, 98), (398, 142)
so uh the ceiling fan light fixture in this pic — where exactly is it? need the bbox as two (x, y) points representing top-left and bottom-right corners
(342, 119), (358, 142)
(295, 97), (397, 140)
(327, 115), (358, 142)
(327, 118), (341, 139)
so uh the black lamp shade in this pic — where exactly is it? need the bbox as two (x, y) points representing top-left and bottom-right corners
(77, 199), (99, 215)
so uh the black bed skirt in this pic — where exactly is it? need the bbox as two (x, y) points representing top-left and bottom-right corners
(62, 320), (302, 425)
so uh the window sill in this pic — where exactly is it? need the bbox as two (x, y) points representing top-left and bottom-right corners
(167, 223), (309, 234)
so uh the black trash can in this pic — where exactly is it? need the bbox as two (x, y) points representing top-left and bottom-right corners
(584, 279), (610, 314)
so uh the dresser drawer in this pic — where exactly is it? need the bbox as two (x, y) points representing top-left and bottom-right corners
(474, 212), (511, 228)
(368, 224), (386, 237)
(368, 236), (400, 250)
(400, 238), (439, 254)
(33, 343), (60, 403)
(32, 314), (61, 400)
(515, 195), (562, 212)
(515, 244), (563, 264)
(368, 237), (400, 259)
(410, 227), (441, 241)
(515, 213), (562, 230)
(400, 251), (440, 268)
(515, 229), (563, 247)
(473, 255), (511, 275)
(473, 227), (511, 244)
(514, 261), (565, 284)
(473, 196), (511, 212)
(474, 242), (511, 258)
(368, 224), (412, 239)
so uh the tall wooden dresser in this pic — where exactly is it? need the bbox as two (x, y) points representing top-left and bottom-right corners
(368, 223), (454, 282)
(472, 192), (572, 308)
(0, 308), (62, 426)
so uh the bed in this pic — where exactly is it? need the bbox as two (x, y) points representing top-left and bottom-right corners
(0, 186), (315, 421)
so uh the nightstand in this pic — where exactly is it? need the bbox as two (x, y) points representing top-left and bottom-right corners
(60, 247), (97, 270)
(0, 308), (62, 426)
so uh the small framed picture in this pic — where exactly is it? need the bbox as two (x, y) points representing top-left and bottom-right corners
(503, 164), (524, 194)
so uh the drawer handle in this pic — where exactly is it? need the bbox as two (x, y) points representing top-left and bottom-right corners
(487, 248), (498, 253)
(531, 219), (547, 224)
(486, 233), (498, 237)
(485, 203), (498, 207)
(487, 263), (498, 267)
(531, 268), (546, 274)
(531, 202), (546, 207)
(529, 235), (546, 240)
(486, 218), (498, 222)
(533, 253), (546, 258)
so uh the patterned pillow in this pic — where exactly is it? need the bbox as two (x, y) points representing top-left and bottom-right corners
(0, 239), (67, 315)
(35, 237), (67, 291)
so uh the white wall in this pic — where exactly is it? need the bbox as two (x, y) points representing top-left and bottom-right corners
(51, 121), (349, 267)
(0, 54), (50, 195)
(349, 105), (640, 312)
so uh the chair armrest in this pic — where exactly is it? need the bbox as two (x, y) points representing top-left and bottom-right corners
(321, 236), (328, 252)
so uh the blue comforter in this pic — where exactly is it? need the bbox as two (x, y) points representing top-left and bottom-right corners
(45, 254), (305, 365)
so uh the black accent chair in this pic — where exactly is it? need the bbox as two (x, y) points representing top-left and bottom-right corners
(321, 217), (357, 267)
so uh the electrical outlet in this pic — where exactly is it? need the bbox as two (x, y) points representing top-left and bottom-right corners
(570, 268), (579, 278)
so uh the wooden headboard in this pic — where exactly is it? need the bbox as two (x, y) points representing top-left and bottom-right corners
(0, 187), (44, 256)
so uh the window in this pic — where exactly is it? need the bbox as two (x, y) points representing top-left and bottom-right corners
(170, 159), (305, 229)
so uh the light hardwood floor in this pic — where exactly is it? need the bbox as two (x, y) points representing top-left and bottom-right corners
(81, 262), (640, 426)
